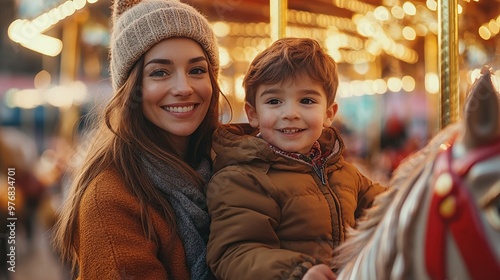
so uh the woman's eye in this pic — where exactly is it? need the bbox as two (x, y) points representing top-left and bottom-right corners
(149, 69), (169, 77)
(190, 67), (207, 75)
(300, 98), (316, 104)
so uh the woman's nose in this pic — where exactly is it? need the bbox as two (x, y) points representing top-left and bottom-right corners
(171, 74), (193, 96)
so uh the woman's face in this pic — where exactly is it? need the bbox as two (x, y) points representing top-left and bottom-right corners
(141, 38), (213, 152)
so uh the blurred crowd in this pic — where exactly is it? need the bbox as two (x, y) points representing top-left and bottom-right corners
(333, 114), (424, 186)
(1, 126), (72, 279)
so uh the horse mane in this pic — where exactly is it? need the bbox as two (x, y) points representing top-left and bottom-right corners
(334, 124), (461, 280)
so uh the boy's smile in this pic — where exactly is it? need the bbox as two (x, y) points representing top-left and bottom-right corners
(278, 128), (305, 134)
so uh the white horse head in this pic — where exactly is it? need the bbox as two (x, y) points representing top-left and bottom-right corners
(334, 66), (500, 280)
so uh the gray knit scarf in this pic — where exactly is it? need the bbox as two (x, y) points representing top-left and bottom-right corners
(142, 154), (212, 280)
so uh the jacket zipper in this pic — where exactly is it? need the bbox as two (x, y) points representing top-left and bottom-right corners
(311, 160), (343, 247)
(312, 161), (327, 185)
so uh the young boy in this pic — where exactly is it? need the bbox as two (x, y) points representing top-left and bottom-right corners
(206, 38), (387, 280)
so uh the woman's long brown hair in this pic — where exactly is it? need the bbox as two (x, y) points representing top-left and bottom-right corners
(53, 52), (223, 274)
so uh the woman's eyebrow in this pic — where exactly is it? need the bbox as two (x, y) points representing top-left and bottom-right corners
(188, 56), (207, 64)
(144, 56), (207, 67)
(144, 58), (172, 67)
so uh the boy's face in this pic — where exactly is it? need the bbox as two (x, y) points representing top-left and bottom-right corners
(245, 76), (337, 154)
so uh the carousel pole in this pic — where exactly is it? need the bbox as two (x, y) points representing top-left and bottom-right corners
(58, 15), (81, 146)
(438, 0), (459, 129)
(270, 0), (287, 42)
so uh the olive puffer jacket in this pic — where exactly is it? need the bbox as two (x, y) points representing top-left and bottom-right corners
(206, 124), (387, 280)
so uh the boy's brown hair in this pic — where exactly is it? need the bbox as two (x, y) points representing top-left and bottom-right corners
(243, 37), (339, 107)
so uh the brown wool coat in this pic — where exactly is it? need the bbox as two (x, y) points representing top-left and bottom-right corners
(75, 169), (189, 279)
(206, 124), (387, 280)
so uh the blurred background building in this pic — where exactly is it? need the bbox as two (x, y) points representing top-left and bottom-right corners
(0, 0), (499, 279)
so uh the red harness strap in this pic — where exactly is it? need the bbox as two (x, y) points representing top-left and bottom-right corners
(425, 140), (500, 280)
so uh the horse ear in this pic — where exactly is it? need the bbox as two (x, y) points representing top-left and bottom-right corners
(462, 66), (500, 149)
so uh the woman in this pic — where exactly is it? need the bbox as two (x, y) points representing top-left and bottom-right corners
(53, 0), (223, 279)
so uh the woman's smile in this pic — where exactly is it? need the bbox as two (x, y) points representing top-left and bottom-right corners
(162, 104), (196, 113)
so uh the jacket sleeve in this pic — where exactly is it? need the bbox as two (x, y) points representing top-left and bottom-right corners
(206, 167), (318, 280)
(77, 174), (168, 279)
(353, 167), (388, 217)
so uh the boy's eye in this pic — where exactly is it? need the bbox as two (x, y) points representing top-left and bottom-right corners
(300, 98), (316, 104)
(265, 98), (281, 105)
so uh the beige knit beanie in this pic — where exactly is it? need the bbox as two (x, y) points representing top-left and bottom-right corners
(110, 0), (219, 90)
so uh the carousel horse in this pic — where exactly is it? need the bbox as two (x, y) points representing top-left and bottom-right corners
(333, 67), (500, 280)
